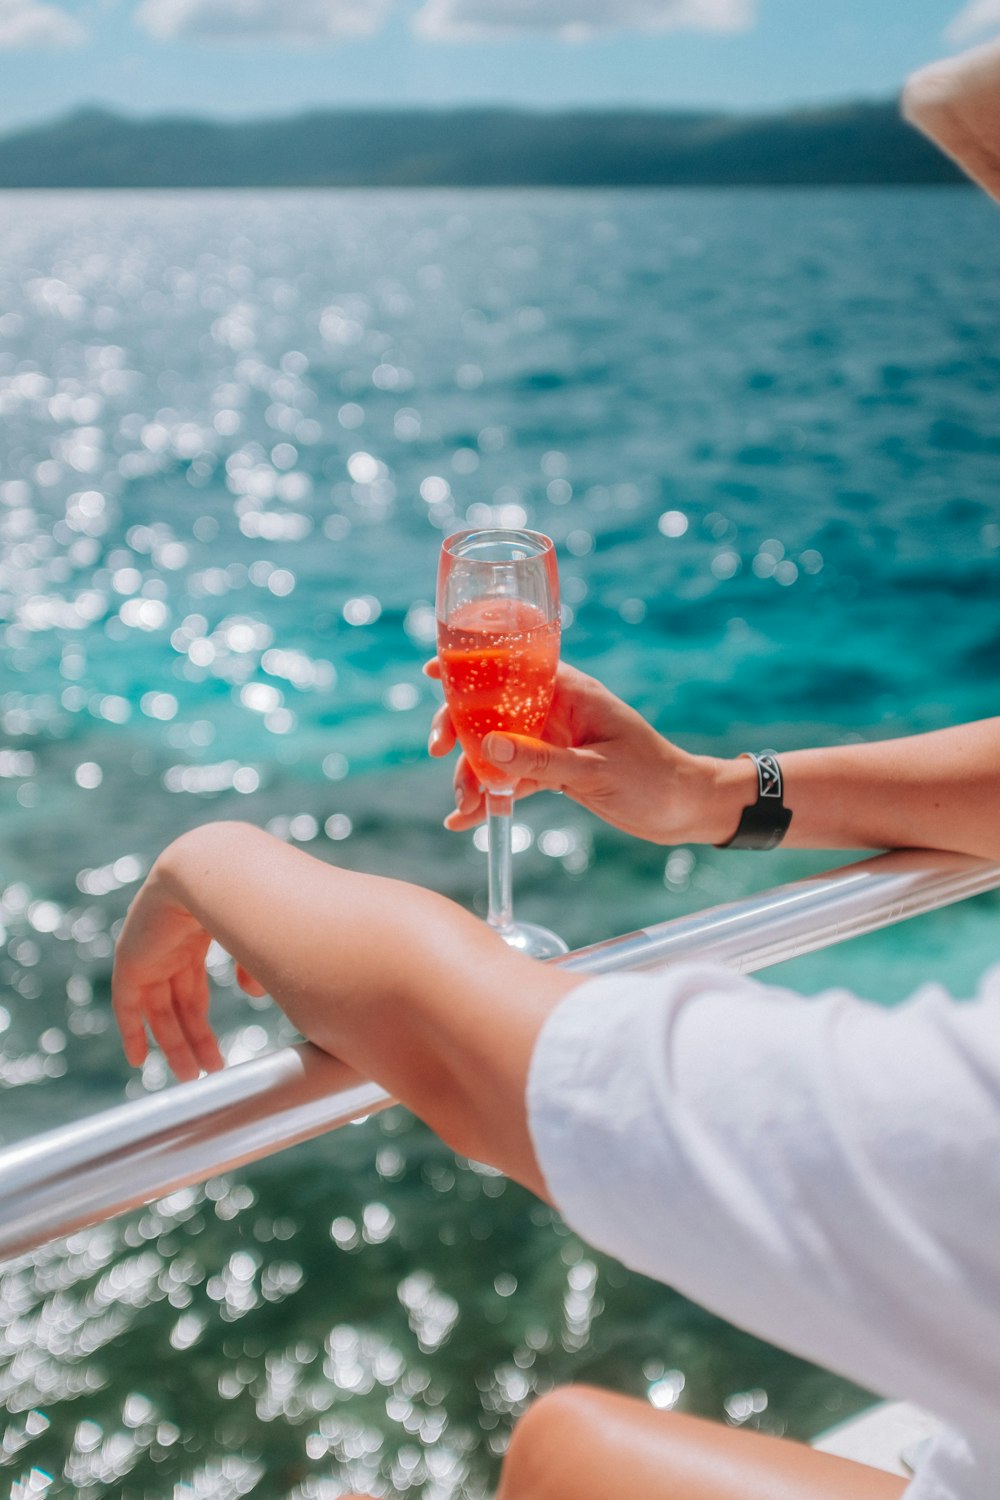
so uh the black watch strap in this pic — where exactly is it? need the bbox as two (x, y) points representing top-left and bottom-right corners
(716, 752), (793, 850)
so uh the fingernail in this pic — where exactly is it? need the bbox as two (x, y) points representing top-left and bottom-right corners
(428, 726), (442, 752)
(486, 735), (514, 764)
(456, 785), (475, 812)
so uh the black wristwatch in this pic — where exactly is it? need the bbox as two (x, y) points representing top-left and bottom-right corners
(716, 752), (793, 850)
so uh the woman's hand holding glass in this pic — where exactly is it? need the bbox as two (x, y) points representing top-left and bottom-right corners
(426, 660), (748, 847)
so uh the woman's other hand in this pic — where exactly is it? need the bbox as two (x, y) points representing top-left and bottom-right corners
(112, 858), (264, 1082)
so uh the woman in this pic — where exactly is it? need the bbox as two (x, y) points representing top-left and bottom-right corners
(112, 685), (1000, 1500)
(112, 40), (1000, 1500)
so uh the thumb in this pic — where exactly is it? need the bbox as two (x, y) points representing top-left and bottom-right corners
(482, 733), (592, 792)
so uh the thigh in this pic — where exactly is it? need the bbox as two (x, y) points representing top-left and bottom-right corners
(496, 1386), (909, 1500)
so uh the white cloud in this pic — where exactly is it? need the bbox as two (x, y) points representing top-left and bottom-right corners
(413, 0), (755, 42)
(0, 0), (86, 47)
(946, 0), (1000, 42)
(136, 0), (392, 43)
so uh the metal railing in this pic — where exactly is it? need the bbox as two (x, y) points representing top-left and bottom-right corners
(1, 847), (998, 1263)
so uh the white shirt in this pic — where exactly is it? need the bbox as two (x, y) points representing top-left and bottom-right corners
(526, 961), (1000, 1498)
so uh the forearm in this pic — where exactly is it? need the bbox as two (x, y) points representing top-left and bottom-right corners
(151, 822), (576, 1195)
(699, 719), (1000, 859)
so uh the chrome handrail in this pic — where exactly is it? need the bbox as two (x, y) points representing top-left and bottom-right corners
(559, 846), (1000, 976)
(1, 848), (997, 1263)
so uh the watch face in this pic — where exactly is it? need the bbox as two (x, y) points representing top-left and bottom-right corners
(755, 753), (783, 799)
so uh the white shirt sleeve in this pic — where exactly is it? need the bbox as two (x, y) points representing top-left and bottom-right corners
(526, 961), (1000, 1500)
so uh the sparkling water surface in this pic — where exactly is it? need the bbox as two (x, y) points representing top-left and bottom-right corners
(0, 187), (998, 1497)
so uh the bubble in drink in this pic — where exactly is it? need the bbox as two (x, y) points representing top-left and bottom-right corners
(438, 597), (560, 790)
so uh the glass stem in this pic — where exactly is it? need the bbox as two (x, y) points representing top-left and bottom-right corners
(485, 790), (515, 936)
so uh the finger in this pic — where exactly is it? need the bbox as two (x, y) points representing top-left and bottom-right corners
(445, 751), (484, 829)
(482, 733), (597, 794)
(452, 753), (480, 812)
(443, 791), (539, 830)
(144, 981), (201, 1082)
(428, 702), (457, 757)
(111, 970), (149, 1068)
(173, 962), (225, 1074)
(443, 754), (489, 828)
(444, 804), (483, 831)
(422, 657), (442, 681)
(444, 778), (540, 831)
(235, 963), (268, 998)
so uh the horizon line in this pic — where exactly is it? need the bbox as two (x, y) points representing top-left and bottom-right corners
(0, 89), (906, 138)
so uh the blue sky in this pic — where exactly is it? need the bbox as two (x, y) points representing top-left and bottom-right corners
(2, 0), (999, 132)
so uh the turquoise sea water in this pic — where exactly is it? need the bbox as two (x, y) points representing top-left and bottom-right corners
(0, 187), (998, 1497)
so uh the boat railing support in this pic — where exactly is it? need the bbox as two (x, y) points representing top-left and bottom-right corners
(1, 847), (998, 1263)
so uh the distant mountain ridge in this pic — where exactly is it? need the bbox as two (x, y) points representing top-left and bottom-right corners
(0, 100), (963, 189)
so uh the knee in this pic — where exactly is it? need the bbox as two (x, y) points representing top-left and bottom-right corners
(497, 1385), (608, 1500)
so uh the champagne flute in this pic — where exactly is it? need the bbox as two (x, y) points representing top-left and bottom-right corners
(436, 528), (568, 958)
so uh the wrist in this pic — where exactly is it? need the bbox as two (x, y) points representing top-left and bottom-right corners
(153, 828), (209, 905)
(698, 755), (761, 846)
(155, 820), (254, 894)
(647, 750), (757, 845)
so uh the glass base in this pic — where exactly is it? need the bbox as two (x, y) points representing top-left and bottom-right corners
(491, 919), (570, 960)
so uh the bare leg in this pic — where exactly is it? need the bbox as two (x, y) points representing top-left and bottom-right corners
(495, 1386), (908, 1500)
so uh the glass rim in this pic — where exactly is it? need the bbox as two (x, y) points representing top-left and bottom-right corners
(441, 527), (555, 563)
